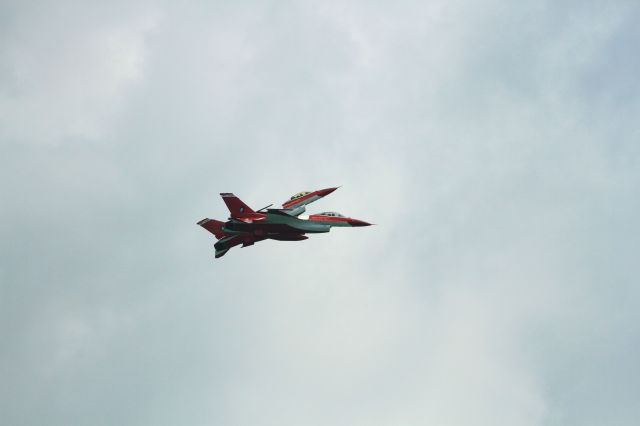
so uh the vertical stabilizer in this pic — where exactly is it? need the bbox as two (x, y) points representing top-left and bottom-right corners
(220, 193), (256, 218)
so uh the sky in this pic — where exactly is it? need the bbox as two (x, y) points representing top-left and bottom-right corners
(1, 0), (639, 425)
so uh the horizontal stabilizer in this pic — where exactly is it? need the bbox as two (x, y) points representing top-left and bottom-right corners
(197, 218), (225, 239)
(215, 248), (229, 258)
(213, 234), (265, 258)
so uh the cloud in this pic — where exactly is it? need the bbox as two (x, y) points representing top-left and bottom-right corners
(1, 1), (639, 425)
(0, 0), (161, 144)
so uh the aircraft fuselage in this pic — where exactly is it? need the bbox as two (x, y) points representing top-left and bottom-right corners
(198, 187), (371, 258)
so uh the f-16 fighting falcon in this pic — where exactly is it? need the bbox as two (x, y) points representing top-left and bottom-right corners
(197, 187), (372, 258)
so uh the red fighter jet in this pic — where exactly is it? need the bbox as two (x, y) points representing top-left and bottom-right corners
(197, 187), (372, 258)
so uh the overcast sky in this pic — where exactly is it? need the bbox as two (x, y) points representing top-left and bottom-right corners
(1, 1), (639, 425)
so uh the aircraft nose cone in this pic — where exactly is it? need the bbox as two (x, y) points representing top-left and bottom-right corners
(318, 187), (339, 197)
(349, 219), (372, 227)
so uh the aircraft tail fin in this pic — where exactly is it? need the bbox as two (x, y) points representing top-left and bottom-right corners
(220, 193), (256, 218)
(197, 218), (225, 239)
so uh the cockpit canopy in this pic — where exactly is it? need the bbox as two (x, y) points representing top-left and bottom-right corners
(318, 211), (345, 217)
(290, 191), (310, 200)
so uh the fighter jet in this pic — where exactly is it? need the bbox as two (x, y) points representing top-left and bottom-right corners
(197, 187), (371, 258)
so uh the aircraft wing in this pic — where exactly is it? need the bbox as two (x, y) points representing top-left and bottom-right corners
(281, 187), (338, 215)
(266, 209), (331, 233)
(265, 208), (303, 225)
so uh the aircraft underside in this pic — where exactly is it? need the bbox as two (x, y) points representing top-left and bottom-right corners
(213, 231), (310, 258)
(222, 221), (331, 236)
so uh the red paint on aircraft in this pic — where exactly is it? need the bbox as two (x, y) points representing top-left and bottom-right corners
(198, 187), (371, 258)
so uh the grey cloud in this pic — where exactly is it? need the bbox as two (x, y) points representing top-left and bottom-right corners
(1, 1), (639, 425)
